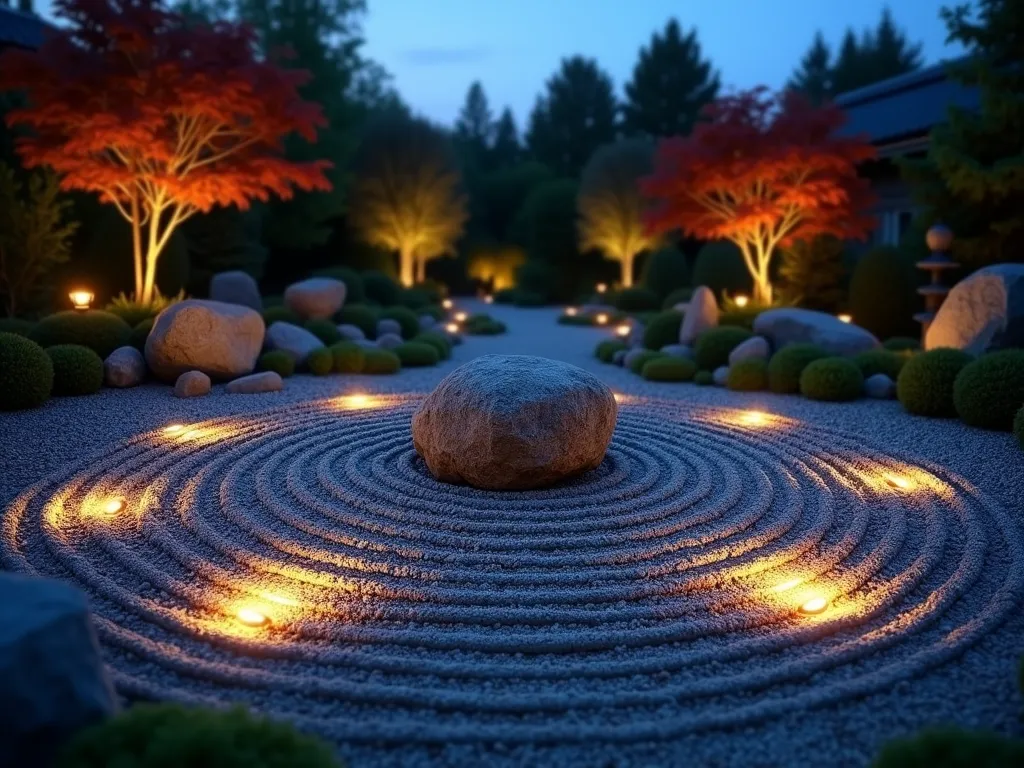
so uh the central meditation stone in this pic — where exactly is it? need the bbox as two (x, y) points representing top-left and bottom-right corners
(411, 355), (617, 490)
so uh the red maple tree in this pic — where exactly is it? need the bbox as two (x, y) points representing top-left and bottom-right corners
(0, 0), (332, 304)
(642, 87), (877, 305)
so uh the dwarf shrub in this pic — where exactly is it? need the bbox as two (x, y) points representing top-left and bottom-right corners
(694, 369), (713, 386)
(694, 326), (753, 371)
(362, 270), (401, 306)
(305, 347), (334, 376)
(642, 310), (683, 350)
(883, 336), (920, 352)
(30, 310), (132, 359)
(727, 358), (769, 391)
(767, 343), (828, 394)
(465, 314), (507, 335)
(953, 349), (1024, 430)
(853, 349), (908, 380)
(896, 347), (973, 417)
(0, 332), (53, 410)
(661, 287), (693, 310)
(259, 350), (294, 378)
(378, 306), (419, 339)
(871, 727), (1024, 768)
(0, 317), (35, 337)
(46, 344), (103, 396)
(394, 341), (439, 367)
(799, 357), (864, 402)
(335, 304), (377, 338)
(642, 356), (697, 382)
(130, 318), (154, 352)
(595, 339), (628, 363)
(628, 350), (664, 375)
(303, 319), (341, 346)
(262, 305), (300, 326)
(362, 348), (401, 374)
(329, 341), (365, 373)
(614, 287), (660, 312)
(412, 331), (451, 360)
(513, 290), (545, 307)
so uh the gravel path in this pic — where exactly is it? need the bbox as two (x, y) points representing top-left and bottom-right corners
(2, 300), (1024, 768)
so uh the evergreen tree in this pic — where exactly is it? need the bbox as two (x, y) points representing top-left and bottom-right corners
(525, 56), (618, 177)
(621, 19), (719, 138)
(787, 31), (832, 104)
(454, 81), (493, 174)
(490, 107), (521, 169)
(831, 29), (868, 95)
(777, 236), (846, 312)
(830, 8), (922, 96)
(180, 205), (268, 295)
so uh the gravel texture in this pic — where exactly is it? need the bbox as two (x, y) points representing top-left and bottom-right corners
(2, 300), (1024, 768)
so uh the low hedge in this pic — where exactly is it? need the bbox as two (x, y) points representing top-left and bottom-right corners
(377, 306), (419, 339)
(362, 270), (402, 306)
(642, 356), (697, 382)
(0, 317), (35, 337)
(303, 319), (341, 346)
(595, 339), (628, 363)
(694, 369), (713, 386)
(362, 348), (401, 374)
(30, 310), (132, 359)
(335, 304), (377, 338)
(329, 341), (365, 373)
(767, 343), (828, 394)
(46, 344), (104, 396)
(130, 318), (154, 352)
(412, 331), (452, 360)
(883, 336), (921, 352)
(953, 349), (1024, 430)
(799, 357), (864, 402)
(628, 350), (664, 375)
(394, 341), (440, 367)
(258, 350), (295, 378)
(896, 347), (973, 417)
(305, 347), (334, 376)
(693, 326), (752, 371)
(727, 358), (768, 391)
(642, 311), (683, 350)
(465, 314), (507, 335)
(0, 332), (53, 410)
(261, 305), (300, 327)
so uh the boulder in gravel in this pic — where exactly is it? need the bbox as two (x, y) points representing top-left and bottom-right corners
(336, 323), (366, 342)
(713, 366), (730, 386)
(728, 335), (770, 365)
(864, 373), (896, 399)
(0, 573), (117, 766)
(265, 321), (324, 364)
(612, 349), (628, 366)
(376, 332), (403, 350)
(283, 277), (346, 320)
(753, 308), (879, 356)
(659, 343), (693, 359)
(679, 286), (718, 344)
(145, 299), (264, 382)
(103, 346), (145, 388)
(412, 355), (617, 491)
(925, 264), (1024, 355)
(225, 371), (284, 394)
(174, 370), (210, 398)
(377, 318), (402, 338)
(419, 314), (437, 331)
(209, 270), (262, 311)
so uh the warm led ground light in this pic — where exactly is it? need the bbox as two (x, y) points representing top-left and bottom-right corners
(734, 295), (749, 308)
(68, 289), (94, 310)
(337, 394), (381, 410)
(615, 324), (631, 338)
(798, 596), (829, 615)
(739, 410), (770, 426)
(885, 473), (913, 491)
(837, 313), (853, 324)
(454, 311), (468, 323)
(445, 322), (459, 334)
(596, 283), (607, 294)
(235, 606), (270, 627)
(102, 498), (124, 515)
(595, 313), (609, 325)
(565, 307), (578, 317)
(442, 299), (453, 310)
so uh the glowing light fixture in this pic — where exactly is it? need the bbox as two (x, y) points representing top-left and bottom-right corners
(442, 299), (453, 310)
(885, 473), (912, 491)
(454, 311), (468, 323)
(837, 313), (853, 324)
(799, 596), (828, 615)
(69, 290), (94, 311)
(445, 322), (459, 334)
(101, 498), (124, 515)
(565, 307), (578, 317)
(734, 294), (750, 308)
(236, 606), (270, 627)
(595, 313), (609, 325)
(163, 424), (185, 435)
(484, 295), (494, 304)
(615, 323), (631, 338)
(596, 283), (607, 294)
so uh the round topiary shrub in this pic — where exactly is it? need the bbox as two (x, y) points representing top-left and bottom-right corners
(871, 727), (1024, 768)
(661, 287), (693, 310)
(0, 317), (35, 337)
(727, 358), (769, 391)
(378, 306), (419, 339)
(362, 270), (401, 306)
(412, 332), (452, 360)
(399, 287), (432, 310)
(305, 347), (334, 376)
(55, 703), (342, 768)
(896, 347), (973, 417)
(130, 318), (154, 352)
(799, 357), (864, 402)
(362, 348), (401, 374)
(465, 314), (507, 335)
(46, 344), (104, 396)
(640, 246), (690, 301)
(694, 369), (713, 386)
(329, 341), (364, 373)
(419, 304), (445, 322)
(303, 319), (341, 346)
(614, 287), (660, 312)
(642, 310), (683, 350)
(692, 240), (753, 297)
(718, 306), (762, 330)
(394, 341), (440, 367)
(258, 350), (295, 378)
(595, 339), (628, 363)
(312, 266), (365, 304)
(628, 350), (664, 375)
(642, 356), (697, 382)
(0, 332), (53, 410)
(30, 310), (132, 359)
(767, 343), (829, 394)
(694, 326), (753, 371)
(953, 349), (1024, 430)
(853, 349), (908, 380)
(848, 246), (919, 341)
(262, 305), (300, 326)
(335, 304), (377, 338)
(883, 336), (920, 352)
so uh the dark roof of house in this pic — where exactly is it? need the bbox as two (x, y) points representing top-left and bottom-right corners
(834, 58), (980, 155)
(0, 5), (48, 50)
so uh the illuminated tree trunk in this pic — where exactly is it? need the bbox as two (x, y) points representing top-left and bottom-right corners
(399, 244), (415, 287)
(736, 240), (774, 305)
(130, 194), (143, 300)
(415, 254), (426, 284)
(620, 251), (635, 288)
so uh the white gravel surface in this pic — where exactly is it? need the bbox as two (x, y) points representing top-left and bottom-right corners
(2, 300), (1024, 768)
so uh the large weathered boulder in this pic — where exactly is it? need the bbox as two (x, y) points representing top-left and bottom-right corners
(209, 270), (262, 311)
(145, 299), (264, 382)
(264, 322), (324, 364)
(412, 355), (617, 491)
(283, 277), (346, 320)
(925, 264), (1024, 354)
(103, 346), (146, 388)
(0, 573), (117, 766)
(679, 285), (718, 344)
(753, 308), (879, 356)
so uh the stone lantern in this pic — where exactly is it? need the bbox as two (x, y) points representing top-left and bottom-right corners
(914, 223), (959, 341)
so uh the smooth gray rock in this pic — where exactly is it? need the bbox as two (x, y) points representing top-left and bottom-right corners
(376, 332), (404, 350)
(713, 366), (730, 386)
(173, 370), (210, 397)
(925, 264), (1024, 354)
(103, 346), (146, 388)
(623, 348), (650, 371)
(659, 343), (693, 360)
(728, 335), (771, 365)
(355, 339), (379, 350)
(209, 270), (262, 311)
(419, 314), (437, 331)
(754, 308), (879, 356)
(0, 573), (117, 766)
(412, 355), (617, 491)
(679, 285), (719, 344)
(865, 373), (896, 399)
(336, 323), (366, 342)
(265, 321), (324, 364)
(283, 277), (346, 320)
(377, 318), (403, 338)
(612, 349), (628, 366)
(145, 299), (264, 382)
(225, 371), (284, 394)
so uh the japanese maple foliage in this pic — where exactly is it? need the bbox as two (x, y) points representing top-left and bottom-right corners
(643, 87), (876, 304)
(0, 0), (332, 304)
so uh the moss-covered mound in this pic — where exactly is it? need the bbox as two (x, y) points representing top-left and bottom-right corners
(642, 356), (697, 382)
(362, 348), (401, 374)
(953, 349), (1024, 430)
(394, 341), (440, 367)
(767, 343), (829, 394)
(46, 344), (104, 396)
(693, 326), (752, 371)
(0, 332), (53, 410)
(305, 347), (334, 376)
(727, 358), (769, 391)
(896, 347), (973, 418)
(329, 341), (365, 373)
(30, 310), (132, 359)
(258, 350), (295, 378)
(642, 311), (683, 350)
(799, 357), (864, 402)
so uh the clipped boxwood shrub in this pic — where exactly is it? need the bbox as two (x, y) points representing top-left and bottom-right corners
(768, 343), (829, 394)
(399, 286), (432, 310)
(661, 287), (693, 310)
(329, 341), (365, 373)
(641, 246), (690, 301)
(412, 331), (451, 360)
(694, 326), (753, 371)
(953, 349), (1024, 430)
(46, 344), (103, 396)
(305, 347), (334, 376)
(727, 358), (768, 391)
(613, 287), (659, 312)
(415, 279), (447, 304)
(0, 332), (53, 410)
(642, 356), (697, 382)
(303, 319), (341, 346)
(694, 369), (713, 386)
(394, 341), (440, 367)
(465, 314), (507, 335)
(130, 318), (154, 352)
(362, 348), (401, 374)
(595, 339), (628, 363)
(642, 310), (683, 350)
(378, 306), (419, 339)
(883, 336), (920, 352)
(55, 703), (342, 768)
(262, 305), (300, 326)
(628, 350), (664, 375)
(848, 246), (919, 340)
(258, 350), (295, 378)
(312, 266), (365, 304)
(871, 727), (1024, 768)
(799, 357), (864, 402)
(896, 347), (973, 417)
(362, 270), (401, 306)
(853, 349), (908, 380)
(335, 304), (377, 338)
(0, 317), (35, 337)
(692, 240), (753, 296)
(30, 310), (132, 359)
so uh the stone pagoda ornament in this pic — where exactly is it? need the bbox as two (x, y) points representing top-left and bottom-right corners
(914, 223), (959, 341)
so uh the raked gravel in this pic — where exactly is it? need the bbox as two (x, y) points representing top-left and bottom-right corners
(2, 300), (1024, 768)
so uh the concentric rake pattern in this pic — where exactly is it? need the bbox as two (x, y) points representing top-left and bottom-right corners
(3, 396), (1022, 745)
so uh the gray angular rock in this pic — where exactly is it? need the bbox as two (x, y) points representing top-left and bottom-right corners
(753, 308), (879, 356)
(174, 370), (210, 398)
(103, 346), (146, 388)
(225, 371), (284, 394)
(377, 318), (402, 338)
(659, 343), (693, 360)
(283, 277), (346, 320)
(679, 285), (719, 344)
(412, 355), (617, 491)
(265, 321), (324, 364)
(864, 373), (896, 399)
(419, 314), (437, 331)
(612, 349), (628, 366)
(925, 264), (1024, 355)
(145, 299), (264, 382)
(713, 366), (730, 386)
(209, 270), (262, 311)
(0, 573), (117, 766)
(336, 323), (366, 342)
(376, 332), (404, 350)
(728, 335), (771, 365)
